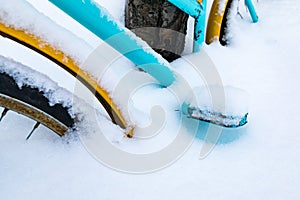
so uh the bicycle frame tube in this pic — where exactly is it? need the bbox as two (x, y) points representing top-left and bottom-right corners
(167, 0), (201, 18)
(170, 0), (258, 48)
(49, 0), (175, 87)
(168, 0), (207, 52)
(194, 0), (207, 52)
(245, 0), (258, 23)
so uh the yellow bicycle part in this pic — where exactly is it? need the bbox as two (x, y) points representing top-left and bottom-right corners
(0, 21), (128, 132)
(206, 0), (229, 44)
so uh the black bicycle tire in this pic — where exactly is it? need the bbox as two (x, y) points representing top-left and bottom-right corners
(0, 71), (74, 136)
(220, 0), (234, 45)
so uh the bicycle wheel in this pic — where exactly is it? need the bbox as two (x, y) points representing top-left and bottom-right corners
(206, 0), (233, 45)
(0, 21), (128, 131)
(0, 56), (74, 136)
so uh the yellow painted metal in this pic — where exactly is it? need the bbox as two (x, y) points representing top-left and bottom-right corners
(205, 0), (229, 44)
(0, 21), (128, 130)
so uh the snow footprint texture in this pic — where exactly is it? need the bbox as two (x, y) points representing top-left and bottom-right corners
(182, 86), (249, 128)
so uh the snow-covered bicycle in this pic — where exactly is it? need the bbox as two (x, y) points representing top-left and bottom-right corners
(0, 0), (257, 138)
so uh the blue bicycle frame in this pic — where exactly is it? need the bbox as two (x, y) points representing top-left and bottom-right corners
(49, 0), (254, 128)
(169, 0), (258, 51)
(49, 0), (258, 86)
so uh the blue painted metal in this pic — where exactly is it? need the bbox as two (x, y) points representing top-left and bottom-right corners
(168, 0), (201, 18)
(168, 0), (206, 52)
(245, 0), (258, 23)
(193, 0), (207, 52)
(181, 102), (190, 115)
(49, 0), (175, 87)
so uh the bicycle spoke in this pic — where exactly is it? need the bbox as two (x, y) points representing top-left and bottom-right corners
(26, 122), (41, 140)
(0, 108), (9, 122)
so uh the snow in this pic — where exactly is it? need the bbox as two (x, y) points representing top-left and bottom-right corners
(0, 0), (92, 64)
(217, 0), (227, 14)
(0, 55), (73, 108)
(1, 0), (300, 199)
(188, 86), (249, 116)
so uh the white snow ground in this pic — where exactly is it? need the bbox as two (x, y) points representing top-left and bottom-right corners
(1, 0), (300, 199)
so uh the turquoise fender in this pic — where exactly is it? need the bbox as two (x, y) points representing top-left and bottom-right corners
(49, 0), (175, 87)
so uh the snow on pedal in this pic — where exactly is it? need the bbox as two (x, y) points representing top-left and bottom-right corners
(182, 86), (249, 127)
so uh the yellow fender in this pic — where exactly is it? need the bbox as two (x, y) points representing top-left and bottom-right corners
(0, 22), (128, 132)
(205, 0), (229, 44)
